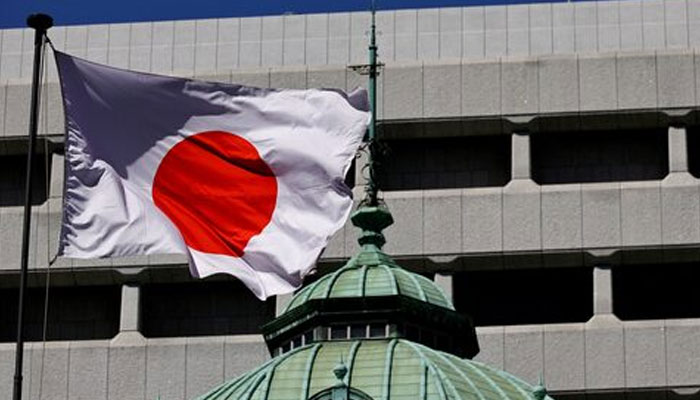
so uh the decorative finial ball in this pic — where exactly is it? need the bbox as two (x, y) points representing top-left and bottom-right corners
(26, 14), (53, 31)
(333, 362), (348, 382)
(532, 384), (547, 400)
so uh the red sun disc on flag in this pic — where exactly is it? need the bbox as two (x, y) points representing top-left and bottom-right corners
(152, 131), (278, 257)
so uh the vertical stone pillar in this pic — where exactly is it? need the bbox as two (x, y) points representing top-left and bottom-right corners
(593, 265), (613, 315)
(49, 153), (65, 199)
(353, 148), (369, 199)
(434, 273), (453, 303)
(119, 284), (141, 332)
(511, 132), (531, 180)
(504, 131), (541, 251)
(668, 126), (688, 173)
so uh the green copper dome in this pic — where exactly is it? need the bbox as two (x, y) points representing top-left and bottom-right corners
(260, 206), (479, 359)
(194, 338), (552, 400)
(284, 205), (451, 313)
(283, 253), (454, 313)
(190, 203), (547, 400)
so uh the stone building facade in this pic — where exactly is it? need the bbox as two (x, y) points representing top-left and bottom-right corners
(0, 0), (699, 398)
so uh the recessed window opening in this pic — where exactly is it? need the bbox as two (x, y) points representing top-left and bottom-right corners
(0, 152), (52, 206)
(377, 135), (511, 191)
(397, 324), (450, 348)
(435, 334), (450, 352)
(531, 128), (668, 184)
(325, 324), (392, 341)
(613, 263), (700, 320)
(303, 330), (314, 345)
(350, 324), (366, 338)
(140, 280), (275, 338)
(330, 325), (348, 339)
(0, 285), (121, 342)
(404, 324), (420, 341)
(369, 323), (386, 338)
(454, 267), (593, 326)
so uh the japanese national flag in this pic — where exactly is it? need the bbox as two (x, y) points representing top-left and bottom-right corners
(54, 51), (369, 300)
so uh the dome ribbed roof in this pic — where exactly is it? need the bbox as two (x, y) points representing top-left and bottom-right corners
(195, 338), (549, 400)
(284, 257), (454, 313)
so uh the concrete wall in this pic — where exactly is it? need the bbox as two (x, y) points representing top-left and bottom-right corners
(475, 317), (700, 394)
(0, 334), (269, 400)
(1, 0), (700, 397)
(1, 125), (698, 269)
(3, 50), (700, 137)
(1, 0), (699, 82)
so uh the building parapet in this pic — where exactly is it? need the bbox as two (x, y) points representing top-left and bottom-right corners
(2, 50), (700, 137)
(0, 0), (699, 82)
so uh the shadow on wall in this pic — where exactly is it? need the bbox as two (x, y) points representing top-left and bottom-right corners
(140, 280), (276, 338)
(0, 138), (59, 207)
(0, 285), (121, 342)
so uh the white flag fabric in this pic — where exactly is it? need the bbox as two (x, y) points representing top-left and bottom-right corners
(55, 51), (369, 300)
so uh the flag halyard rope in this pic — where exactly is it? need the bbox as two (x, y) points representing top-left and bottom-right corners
(37, 34), (52, 400)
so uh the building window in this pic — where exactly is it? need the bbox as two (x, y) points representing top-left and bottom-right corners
(303, 330), (314, 345)
(350, 324), (366, 338)
(329, 325), (348, 340)
(377, 135), (511, 191)
(613, 263), (700, 321)
(0, 285), (121, 342)
(454, 267), (593, 326)
(531, 128), (668, 184)
(404, 324), (420, 341)
(140, 280), (275, 338)
(369, 323), (385, 338)
(0, 151), (52, 206)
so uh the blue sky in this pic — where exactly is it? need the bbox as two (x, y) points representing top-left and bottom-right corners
(1, 0), (582, 29)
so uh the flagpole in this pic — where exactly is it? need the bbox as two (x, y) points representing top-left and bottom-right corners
(13, 13), (53, 400)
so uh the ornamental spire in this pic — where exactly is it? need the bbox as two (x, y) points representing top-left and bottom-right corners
(366, 0), (380, 206)
(349, 0), (384, 208)
(349, 1), (394, 249)
(333, 360), (348, 386)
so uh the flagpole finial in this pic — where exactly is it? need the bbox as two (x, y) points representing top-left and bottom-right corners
(26, 14), (53, 33)
(349, 0), (394, 249)
(347, 1), (384, 207)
